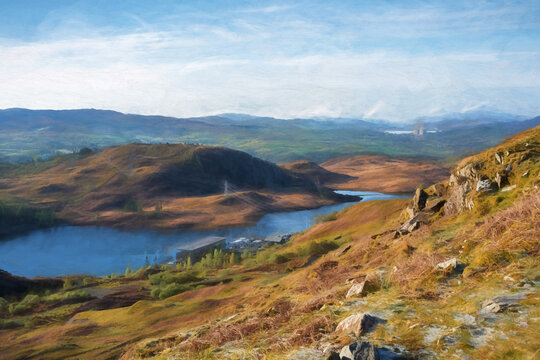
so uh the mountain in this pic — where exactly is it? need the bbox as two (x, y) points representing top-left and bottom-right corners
(1, 108), (538, 164)
(0, 143), (356, 232)
(0, 126), (537, 359)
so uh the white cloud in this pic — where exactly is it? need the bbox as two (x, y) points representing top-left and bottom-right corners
(0, 1), (539, 121)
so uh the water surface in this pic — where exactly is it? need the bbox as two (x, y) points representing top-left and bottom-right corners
(0, 191), (407, 277)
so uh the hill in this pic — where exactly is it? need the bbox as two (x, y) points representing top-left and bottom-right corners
(0, 127), (537, 359)
(321, 155), (450, 193)
(1, 108), (538, 164)
(0, 143), (355, 232)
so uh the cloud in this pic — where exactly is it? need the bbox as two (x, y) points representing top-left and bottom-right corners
(0, 1), (539, 121)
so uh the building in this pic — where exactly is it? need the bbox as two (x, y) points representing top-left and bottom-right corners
(176, 236), (227, 263)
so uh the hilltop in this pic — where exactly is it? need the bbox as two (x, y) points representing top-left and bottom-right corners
(0, 127), (537, 359)
(0, 143), (355, 232)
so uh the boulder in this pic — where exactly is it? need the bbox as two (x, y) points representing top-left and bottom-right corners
(340, 341), (379, 360)
(335, 313), (386, 337)
(346, 277), (380, 298)
(412, 188), (428, 212)
(476, 179), (493, 192)
(397, 213), (427, 236)
(435, 258), (457, 272)
(481, 293), (526, 313)
(444, 180), (473, 215)
(495, 152), (503, 164)
(324, 350), (341, 360)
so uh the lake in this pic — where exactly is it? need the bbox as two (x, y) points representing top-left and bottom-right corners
(0, 191), (407, 277)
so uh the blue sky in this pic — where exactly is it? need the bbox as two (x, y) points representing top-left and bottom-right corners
(0, 0), (539, 121)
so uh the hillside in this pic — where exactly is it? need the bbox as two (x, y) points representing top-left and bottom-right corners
(0, 127), (537, 359)
(1, 108), (538, 164)
(321, 155), (450, 193)
(0, 143), (355, 232)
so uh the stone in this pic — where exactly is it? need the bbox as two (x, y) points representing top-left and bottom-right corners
(324, 350), (341, 360)
(494, 172), (507, 189)
(522, 170), (529, 177)
(346, 277), (380, 298)
(337, 245), (352, 257)
(495, 152), (503, 164)
(444, 180), (473, 215)
(412, 188), (428, 212)
(481, 293), (526, 313)
(501, 185), (516, 192)
(340, 341), (379, 360)
(476, 179), (493, 192)
(405, 207), (415, 219)
(335, 313), (385, 337)
(431, 183), (445, 197)
(503, 164), (512, 173)
(436, 258), (457, 272)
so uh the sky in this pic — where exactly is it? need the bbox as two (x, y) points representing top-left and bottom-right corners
(0, 0), (539, 121)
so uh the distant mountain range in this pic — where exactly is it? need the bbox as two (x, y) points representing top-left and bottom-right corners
(0, 108), (538, 163)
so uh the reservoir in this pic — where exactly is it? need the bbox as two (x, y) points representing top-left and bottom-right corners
(0, 191), (407, 277)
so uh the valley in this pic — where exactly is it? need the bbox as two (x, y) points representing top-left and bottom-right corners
(0, 126), (537, 359)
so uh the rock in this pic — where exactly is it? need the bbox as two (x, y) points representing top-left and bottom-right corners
(476, 179), (493, 192)
(412, 188), (428, 212)
(444, 180), (474, 215)
(495, 152), (503, 164)
(337, 245), (352, 257)
(430, 183), (445, 197)
(324, 350), (341, 360)
(346, 277), (380, 298)
(397, 213), (427, 236)
(427, 199), (446, 213)
(494, 172), (507, 189)
(436, 258), (457, 272)
(503, 164), (512, 173)
(340, 341), (379, 360)
(335, 313), (386, 337)
(405, 207), (415, 219)
(522, 170), (529, 177)
(481, 293), (526, 313)
(501, 185), (516, 192)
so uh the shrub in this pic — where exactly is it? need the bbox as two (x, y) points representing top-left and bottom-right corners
(61, 290), (93, 302)
(9, 294), (40, 315)
(307, 240), (340, 257)
(123, 199), (143, 212)
(315, 211), (338, 224)
(0, 319), (22, 329)
(148, 270), (202, 286)
(156, 283), (193, 299)
(0, 297), (8, 313)
(270, 252), (297, 264)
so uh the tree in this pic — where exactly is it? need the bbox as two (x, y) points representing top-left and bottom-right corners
(186, 256), (192, 269)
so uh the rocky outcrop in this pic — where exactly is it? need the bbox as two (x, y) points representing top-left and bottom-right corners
(412, 188), (428, 212)
(335, 313), (386, 337)
(481, 293), (526, 313)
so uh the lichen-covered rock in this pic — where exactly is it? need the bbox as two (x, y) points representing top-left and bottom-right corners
(340, 341), (379, 360)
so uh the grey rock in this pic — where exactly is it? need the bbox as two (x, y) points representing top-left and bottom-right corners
(335, 313), (386, 337)
(340, 341), (379, 360)
(481, 293), (526, 313)
(476, 179), (493, 192)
